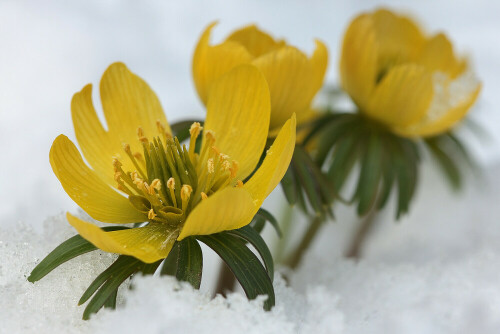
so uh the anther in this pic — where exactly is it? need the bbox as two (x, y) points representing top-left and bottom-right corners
(150, 179), (161, 194)
(137, 127), (148, 143)
(189, 122), (203, 160)
(167, 177), (177, 207)
(230, 161), (239, 178)
(207, 158), (215, 174)
(201, 192), (208, 200)
(236, 180), (244, 188)
(123, 143), (131, 153)
(181, 184), (193, 212)
(148, 209), (157, 220)
(114, 171), (122, 181)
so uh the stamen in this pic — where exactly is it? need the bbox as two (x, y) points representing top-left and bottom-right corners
(157, 120), (173, 143)
(188, 122), (203, 160)
(167, 177), (177, 207)
(198, 130), (216, 166)
(150, 179), (161, 194)
(181, 184), (193, 212)
(148, 208), (157, 220)
(137, 127), (148, 144)
(201, 192), (208, 200)
(123, 143), (147, 179)
(207, 158), (215, 174)
(236, 180), (244, 188)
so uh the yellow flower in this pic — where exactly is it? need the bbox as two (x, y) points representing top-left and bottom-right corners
(50, 62), (296, 264)
(340, 8), (481, 137)
(192, 23), (328, 135)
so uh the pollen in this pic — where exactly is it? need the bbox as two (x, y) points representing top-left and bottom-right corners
(150, 179), (161, 192)
(167, 177), (175, 190)
(181, 184), (193, 201)
(207, 158), (215, 174)
(148, 209), (157, 220)
(189, 122), (203, 138)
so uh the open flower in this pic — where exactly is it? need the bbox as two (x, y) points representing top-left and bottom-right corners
(50, 62), (296, 264)
(340, 8), (481, 137)
(193, 23), (327, 134)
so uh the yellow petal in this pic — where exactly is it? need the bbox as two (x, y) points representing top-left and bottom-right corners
(252, 46), (313, 131)
(397, 84), (481, 137)
(309, 40), (329, 101)
(100, 62), (171, 149)
(371, 9), (425, 68)
(366, 64), (433, 127)
(244, 114), (296, 208)
(67, 213), (177, 263)
(177, 187), (255, 240)
(339, 13), (378, 110)
(71, 84), (122, 186)
(50, 135), (146, 223)
(192, 22), (252, 104)
(417, 33), (465, 78)
(225, 24), (284, 58)
(203, 64), (270, 180)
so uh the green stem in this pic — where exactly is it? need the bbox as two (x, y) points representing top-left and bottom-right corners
(214, 261), (236, 297)
(345, 210), (378, 259)
(285, 216), (323, 269)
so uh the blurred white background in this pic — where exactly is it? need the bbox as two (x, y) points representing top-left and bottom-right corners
(1, 0), (499, 229)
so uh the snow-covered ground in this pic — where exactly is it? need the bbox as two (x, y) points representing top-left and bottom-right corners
(1, 1), (500, 333)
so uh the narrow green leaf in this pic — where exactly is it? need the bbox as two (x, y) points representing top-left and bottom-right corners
(392, 140), (419, 219)
(426, 138), (461, 190)
(139, 260), (162, 276)
(355, 134), (383, 215)
(315, 114), (359, 166)
(82, 257), (143, 320)
(327, 135), (360, 193)
(250, 215), (266, 234)
(227, 225), (274, 281)
(376, 138), (396, 210)
(78, 256), (137, 306)
(160, 242), (179, 276)
(197, 233), (275, 311)
(28, 226), (129, 283)
(176, 237), (203, 289)
(255, 208), (282, 237)
(293, 150), (323, 215)
(280, 166), (297, 206)
(103, 289), (118, 309)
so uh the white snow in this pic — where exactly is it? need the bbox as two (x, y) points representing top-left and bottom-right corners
(2, 0), (500, 333)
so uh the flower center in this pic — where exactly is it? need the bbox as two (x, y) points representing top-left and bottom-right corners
(112, 121), (241, 227)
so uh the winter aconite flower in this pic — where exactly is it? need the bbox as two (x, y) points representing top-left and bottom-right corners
(193, 23), (327, 134)
(50, 62), (295, 264)
(340, 8), (481, 137)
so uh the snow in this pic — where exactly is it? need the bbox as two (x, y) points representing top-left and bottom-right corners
(2, 0), (500, 333)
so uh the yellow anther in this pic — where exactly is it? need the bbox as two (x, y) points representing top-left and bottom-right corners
(207, 158), (215, 174)
(181, 184), (193, 212)
(167, 177), (175, 190)
(123, 143), (131, 153)
(156, 120), (166, 133)
(201, 192), (208, 200)
(148, 209), (157, 220)
(222, 160), (231, 171)
(150, 179), (161, 193)
(205, 130), (216, 143)
(137, 127), (148, 143)
(181, 185), (193, 201)
(230, 161), (239, 178)
(112, 158), (122, 169)
(211, 146), (220, 157)
(219, 153), (230, 162)
(133, 152), (143, 161)
(114, 171), (122, 181)
(236, 180), (244, 188)
(167, 177), (177, 207)
(189, 122), (203, 137)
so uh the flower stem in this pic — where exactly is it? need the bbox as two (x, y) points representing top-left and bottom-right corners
(345, 209), (378, 258)
(214, 261), (235, 296)
(285, 216), (323, 269)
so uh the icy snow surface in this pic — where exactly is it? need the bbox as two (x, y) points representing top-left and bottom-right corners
(2, 0), (500, 333)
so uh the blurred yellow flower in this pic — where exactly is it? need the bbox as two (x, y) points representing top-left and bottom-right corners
(50, 62), (295, 264)
(340, 8), (481, 137)
(193, 23), (328, 134)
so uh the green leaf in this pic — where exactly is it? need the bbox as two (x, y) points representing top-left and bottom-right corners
(250, 215), (266, 234)
(103, 289), (118, 310)
(426, 137), (461, 190)
(170, 119), (203, 143)
(280, 166), (298, 206)
(227, 225), (274, 281)
(255, 208), (282, 237)
(293, 150), (324, 215)
(197, 233), (275, 311)
(81, 256), (144, 320)
(393, 140), (419, 219)
(327, 135), (360, 193)
(28, 226), (129, 283)
(354, 134), (383, 215)
(376, 137), (396, 210)
(160, 242), (180, 276)
(176, 237), (203, 289)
